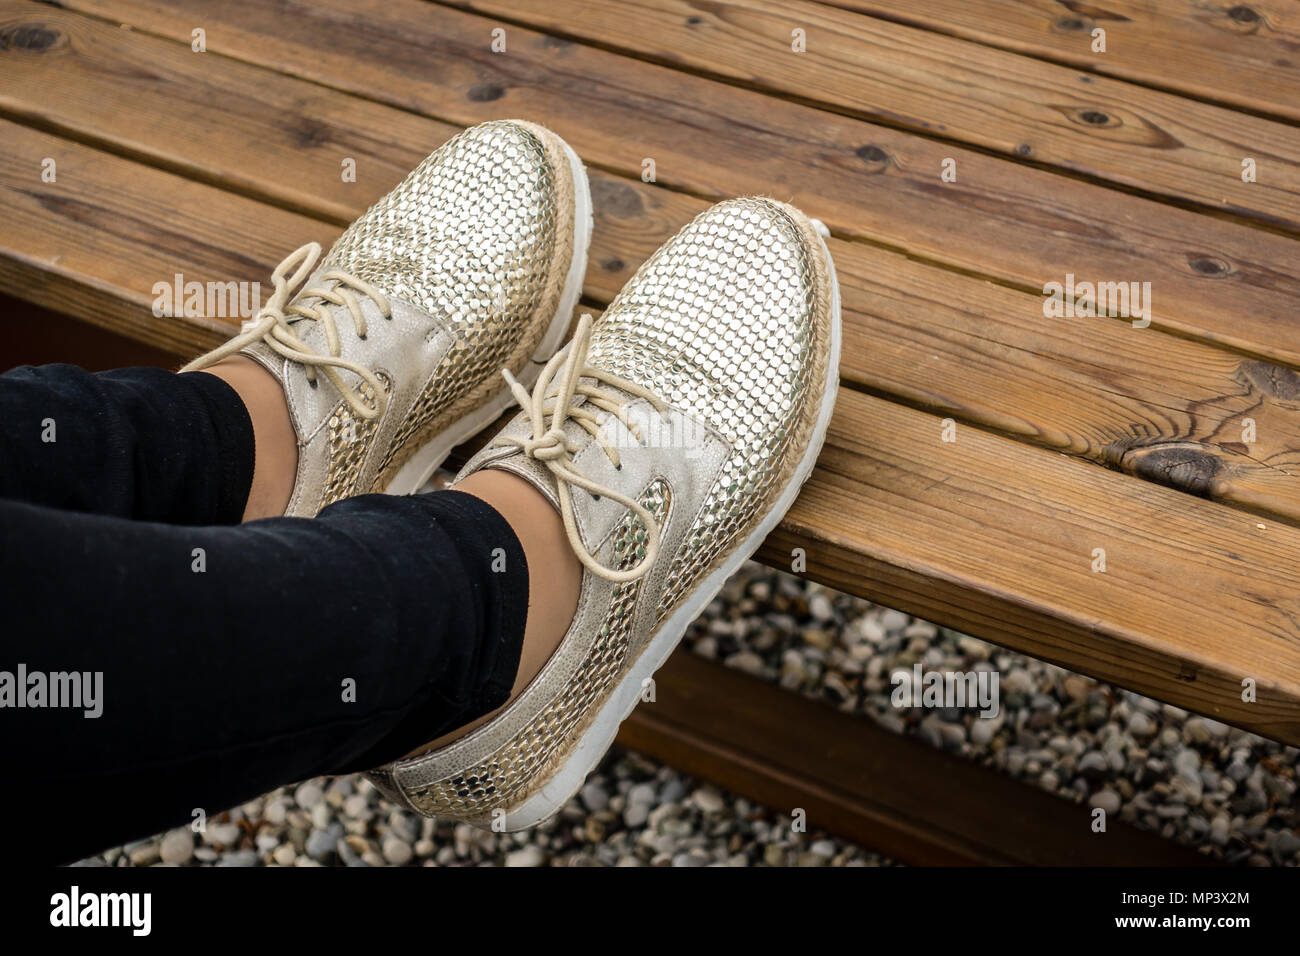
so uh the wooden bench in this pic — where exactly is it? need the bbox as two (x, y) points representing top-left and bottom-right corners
(3, 0), (1297, 864)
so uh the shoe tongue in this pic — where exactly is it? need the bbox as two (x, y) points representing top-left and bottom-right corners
(454, 393), (606, 512)
(237, 280), (393, 444)
(239, 269), (375, 392)
(467, 449), (564, 512)
(279, 269), (339, 354)
(455, 369), (656, 500)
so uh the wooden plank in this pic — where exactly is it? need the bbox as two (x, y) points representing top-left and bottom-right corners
(618, 651), (1213, 865)
(435, 0), (1300, 231)
(0, 120), (332, 356)
(814, 0), (1300, 123)
(0, 3), (456, 226)
(764, 389), (1300, 747)
(6, 35), (1300, 529)
(831, 237), (1300, 525)
(45, 0), (1300, 367)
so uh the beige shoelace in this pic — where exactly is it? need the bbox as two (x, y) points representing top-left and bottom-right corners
(495, 313), (668, 583)
(183, 243), (392, 421)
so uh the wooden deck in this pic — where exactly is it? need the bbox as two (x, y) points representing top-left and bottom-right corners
(2, 0), (1298, 862)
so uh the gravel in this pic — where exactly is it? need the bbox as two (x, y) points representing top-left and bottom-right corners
(681, 563), (1300, 866)
(75, 563), (1298, 867)
(75, 747), (892, 867)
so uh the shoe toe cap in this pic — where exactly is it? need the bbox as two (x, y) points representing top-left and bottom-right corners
(589, 197), (834, 454)
(323, 120), (565, 333)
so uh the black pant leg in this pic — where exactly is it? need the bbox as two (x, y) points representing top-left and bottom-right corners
(0, 489), (528, 865)
(0, 364), (253, 524)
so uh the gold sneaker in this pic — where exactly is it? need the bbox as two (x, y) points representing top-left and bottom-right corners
(368, 198), (841, 828)
(185, 120), (591, 515)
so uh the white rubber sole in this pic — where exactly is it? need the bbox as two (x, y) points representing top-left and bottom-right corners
(384, 138), (593, 495)
(505, 218), (843, 830)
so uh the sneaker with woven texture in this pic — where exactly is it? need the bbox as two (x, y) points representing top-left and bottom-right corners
(368, 197), (841, 828)
(184, 119), (591, 516)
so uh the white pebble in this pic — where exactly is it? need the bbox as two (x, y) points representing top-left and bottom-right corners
(294, 781), (324, 810)
(159, 829), (193, 866)
(506, 845), (546, 867)
(382, 837), (412, 866)
(273, 844), (297, 866)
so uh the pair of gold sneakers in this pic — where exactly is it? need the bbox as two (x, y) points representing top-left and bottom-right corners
(187, 120), (841, 830)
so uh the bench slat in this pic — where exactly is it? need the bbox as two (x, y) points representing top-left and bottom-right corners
(814, 0), (1300, 123)
(5, 12), (1300, 525)
(435, 0), (1300, 231)
(46, 0), (1300, 367)
(0, 122), (326, 355)
(764, 389), (1300, 747)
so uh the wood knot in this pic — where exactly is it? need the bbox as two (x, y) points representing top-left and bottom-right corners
(1076, 109), (1116, 127)
(1222, 4), (1265, 33)
(288, 117), (330, 149)
(855, 145), (890, 168)
(1176, 661), (1200, 683)
(1107, 440), (1224, 498)
(467, 82), (504, 102)
(1054, 17), (1088, 32)
(589, 176), (644, 218)
(0, 22), (64, 52)
(1187, 253), (1231, 278)
(1237, 360), (1300, 404)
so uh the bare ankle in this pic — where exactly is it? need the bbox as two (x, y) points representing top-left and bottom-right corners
(408, 469), (582, 754)
(197, 356), (299, 521)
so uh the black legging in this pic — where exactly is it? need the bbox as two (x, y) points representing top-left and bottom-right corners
(0, 364), (528, 865)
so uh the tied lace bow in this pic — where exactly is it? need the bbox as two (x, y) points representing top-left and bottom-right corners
(183, 243), (392, 421)
(495, 313), (668, 584)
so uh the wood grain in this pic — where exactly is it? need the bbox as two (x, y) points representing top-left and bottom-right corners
(0, 3), (458, 224)
(814, 0), (1300, 123)
(828, 235), (1300, 525)
(6, 23), (1300, 528)
(766, 389), (1300, 746)
(48, 0), (1300, 367)
(438, 0), (1300, 231)
(0, 120), (333, 356)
